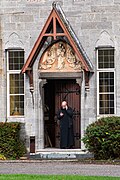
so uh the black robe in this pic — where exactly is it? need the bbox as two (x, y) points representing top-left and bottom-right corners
(57, 107), (74, 149)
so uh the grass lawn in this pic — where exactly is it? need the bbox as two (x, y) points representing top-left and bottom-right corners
(0, 175), (119, 180)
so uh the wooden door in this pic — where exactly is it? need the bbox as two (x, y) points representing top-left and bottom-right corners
(55, 79), (81, 148)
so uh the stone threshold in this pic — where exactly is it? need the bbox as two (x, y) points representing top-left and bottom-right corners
(35, 148), (86, 154)
(30, 148), (93, 160)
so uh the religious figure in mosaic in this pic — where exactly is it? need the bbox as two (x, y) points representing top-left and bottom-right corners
(66, 47), (83, 70)
(39, 45), (56, 69)
(56, 42), (66, 70)
(39, 41), (83, 72)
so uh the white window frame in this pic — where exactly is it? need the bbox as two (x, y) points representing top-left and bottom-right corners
(97, 48), (116, 116)
(7, 49), (25, 118)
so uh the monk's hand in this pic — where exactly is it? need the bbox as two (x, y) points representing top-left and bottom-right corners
(60, 112), (64, 116)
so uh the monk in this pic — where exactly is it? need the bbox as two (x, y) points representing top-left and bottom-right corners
(57, 101), (74, 149)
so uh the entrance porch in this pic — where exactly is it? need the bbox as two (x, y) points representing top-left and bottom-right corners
(21, 2), (93, 153)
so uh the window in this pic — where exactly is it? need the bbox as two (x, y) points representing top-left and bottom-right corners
(97, 48), (115, 115)
(7, 50), (24, 117)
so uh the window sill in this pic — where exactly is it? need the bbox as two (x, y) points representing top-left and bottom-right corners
(7, 116), (25, 118)
(97, 114), (116, 119)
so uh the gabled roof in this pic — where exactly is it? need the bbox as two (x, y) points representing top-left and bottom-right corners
(21, 2), (93, 73)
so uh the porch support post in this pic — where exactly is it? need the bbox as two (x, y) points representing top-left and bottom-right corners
(76, 73), (83, 149)
(37, 78), (47, 150)
(80, 71), (86, 149)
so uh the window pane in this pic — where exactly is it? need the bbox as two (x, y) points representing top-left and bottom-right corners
(10, 74), (24, 94)
(99, 94), (114, 114)
(10, 95), (24, 116)
(99, 71), (114, 114)
(56, 19), (64, 33)
(8, 50), (25, 117)
(98, 49), (114, 69)
(8, 51), (24, 70)
(99, 72), (114, 93)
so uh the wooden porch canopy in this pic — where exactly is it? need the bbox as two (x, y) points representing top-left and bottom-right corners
(21, 2), (93, 75)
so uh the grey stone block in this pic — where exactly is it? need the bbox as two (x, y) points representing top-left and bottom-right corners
(101, 0), (114, 5)
(81, 22), (112, 29)
(114, 0), (120, 4)
(91, 6), (105, 13)
(4, 23), (16, 31)
(11, 15), (34, 23)
(76, 153), (94, 159)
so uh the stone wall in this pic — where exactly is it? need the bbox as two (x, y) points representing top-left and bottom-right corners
(0, 16), (6, 122)
(0, 0), (120, 150)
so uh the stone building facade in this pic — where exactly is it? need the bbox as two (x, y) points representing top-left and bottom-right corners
(0, 0), (120, 153)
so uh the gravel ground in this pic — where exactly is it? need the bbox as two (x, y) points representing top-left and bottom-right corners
(0, 160), (120, 177)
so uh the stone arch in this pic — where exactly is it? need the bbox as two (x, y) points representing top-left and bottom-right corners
(5, 32), (24, 49)
(95, 30), (114, 47)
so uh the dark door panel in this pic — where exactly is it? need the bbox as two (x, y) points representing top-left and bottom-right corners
(55, 79), (81, 148)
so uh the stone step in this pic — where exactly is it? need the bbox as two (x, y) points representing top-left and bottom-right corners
(30, 149), (94, 160)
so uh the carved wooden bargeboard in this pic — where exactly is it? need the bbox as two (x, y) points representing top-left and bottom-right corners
(39, 41), (83, 72)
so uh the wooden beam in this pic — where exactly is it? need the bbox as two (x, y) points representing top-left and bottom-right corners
(21, 9), (54, 73)
(21, 7), (91, 73)
(44, 33), (65, 36)
(54, 11), (89, 71)
(53, 15), (56, 40)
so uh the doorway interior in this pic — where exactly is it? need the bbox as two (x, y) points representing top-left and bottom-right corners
(44, 79), (81, 149)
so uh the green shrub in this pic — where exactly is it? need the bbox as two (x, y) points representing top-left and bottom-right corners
(82, 116), (120, 160)
(0, 154), (6, 160)
(0, 122), (26, 159)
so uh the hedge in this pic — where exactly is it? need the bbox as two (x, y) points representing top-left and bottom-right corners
(82, 116), (120, 160)
(0, 122), (26, 159)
